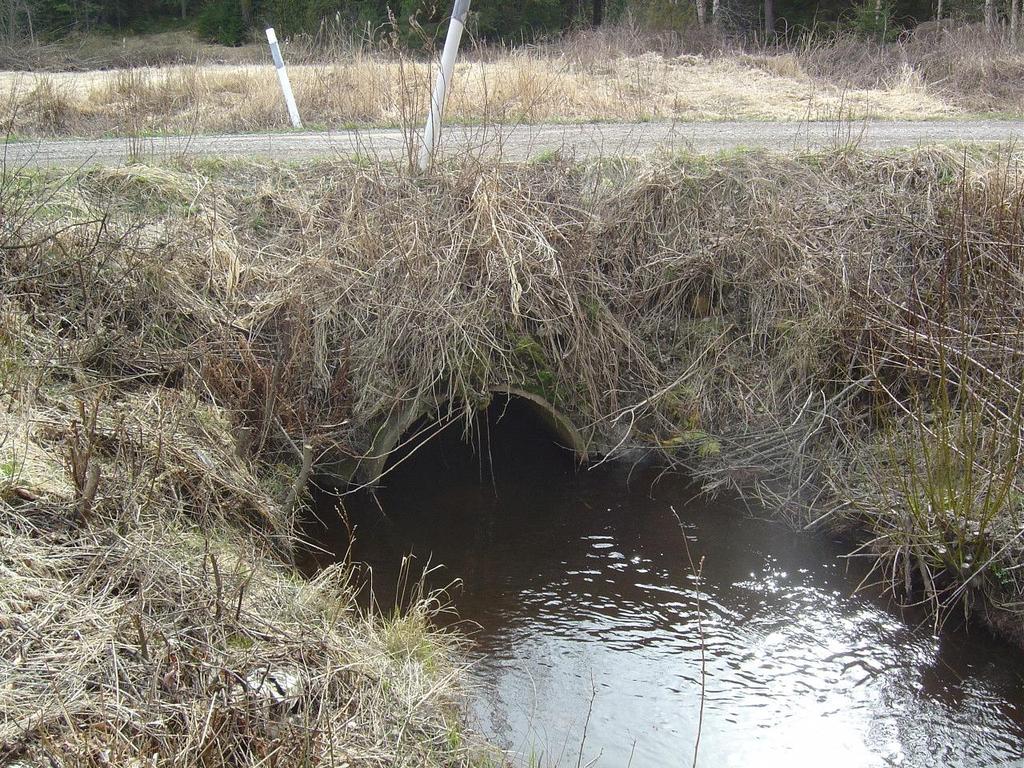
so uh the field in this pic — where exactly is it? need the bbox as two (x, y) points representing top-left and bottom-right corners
(2, 25), (1024, 138)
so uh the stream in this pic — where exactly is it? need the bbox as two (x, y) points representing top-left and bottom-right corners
(307, 396), (1024, 767)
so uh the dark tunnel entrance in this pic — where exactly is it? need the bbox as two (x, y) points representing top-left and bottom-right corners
(379, 393), (581, 496)
(303, 393), (584, 590)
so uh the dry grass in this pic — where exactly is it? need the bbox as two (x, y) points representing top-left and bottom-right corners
(0, 165), (486, 766)
(560, 21), (1024, 116)
(1, 508), (472, 766)
(776, 26), (1024, 115)
(2, 147), (1023, 763)
(6, 24), (1024, 140)
(0, 30), (266, 71)
(0, 46), (955, 139)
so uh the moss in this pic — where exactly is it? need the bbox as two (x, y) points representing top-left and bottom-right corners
(512, 335), (561, 403)
(531, 148), (561, 164)
(226, 632), (255, 650)
(660, 429), (721, 457)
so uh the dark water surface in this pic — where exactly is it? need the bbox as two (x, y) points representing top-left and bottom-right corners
(308, 397), (1024, 768)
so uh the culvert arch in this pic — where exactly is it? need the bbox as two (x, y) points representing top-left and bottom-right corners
(350, 386), (591, 489)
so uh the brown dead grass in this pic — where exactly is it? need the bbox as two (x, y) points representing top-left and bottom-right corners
(4, 24), (1024, 140)
(0, 30), (266, 71)
(0, 165), (485, 767)
(0, 48), (955, 139)
(1, 498), (473, 767)
(780, 26), (1024, 115)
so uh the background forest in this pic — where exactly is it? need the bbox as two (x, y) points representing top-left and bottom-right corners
(0, 0), (1013, 48)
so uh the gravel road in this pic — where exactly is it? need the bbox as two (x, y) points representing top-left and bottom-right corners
(3, 120), (1022, 167)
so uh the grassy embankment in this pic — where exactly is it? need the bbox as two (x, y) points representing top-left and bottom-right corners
(2, 146), (1023, 764)
(0, 171), (484, 763)
(3, 24), (1024, 138)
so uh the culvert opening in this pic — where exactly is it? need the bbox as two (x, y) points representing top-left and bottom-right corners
(378, 393), (581, 494)
(303, 393), (582, 572)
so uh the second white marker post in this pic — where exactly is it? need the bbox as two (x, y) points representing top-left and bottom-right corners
(418, 0), (471, 171)
(266, 27), (303, 129)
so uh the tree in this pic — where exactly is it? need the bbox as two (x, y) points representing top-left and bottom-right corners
(6, 0), (978, 46)
(4, 0), (17, 42)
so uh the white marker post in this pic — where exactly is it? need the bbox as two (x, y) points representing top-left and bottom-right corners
(418, 0), (471, 171)
(266, 27), (303, 129)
